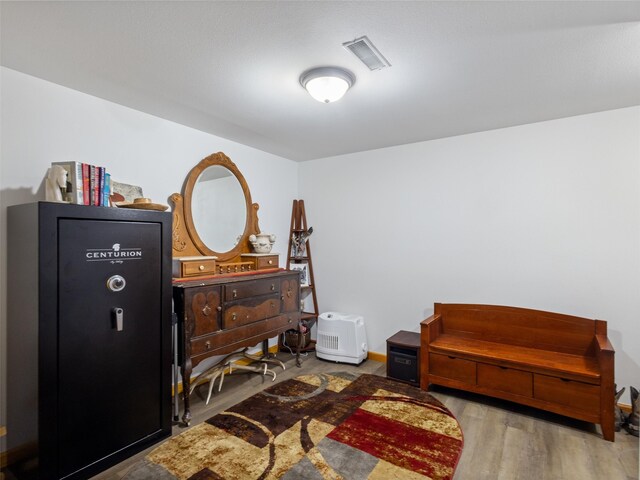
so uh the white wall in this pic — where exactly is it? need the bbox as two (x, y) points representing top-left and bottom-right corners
(299, 106), (640, 392)
(0, 67), (299, 442)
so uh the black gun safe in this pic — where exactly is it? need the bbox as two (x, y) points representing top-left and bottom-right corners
(7, 202), (172, 479)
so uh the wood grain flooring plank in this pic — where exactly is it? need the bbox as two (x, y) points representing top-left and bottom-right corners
(496, 426), (546, 480)
(583, 432), (632, 480)
(455, 407), (508, 480)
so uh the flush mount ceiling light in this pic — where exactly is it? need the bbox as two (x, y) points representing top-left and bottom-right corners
(299, 67), (355, 103)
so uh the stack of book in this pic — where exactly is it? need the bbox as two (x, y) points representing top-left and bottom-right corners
(52, 161), (111, 206)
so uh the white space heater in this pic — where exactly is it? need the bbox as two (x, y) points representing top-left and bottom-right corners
(316, 312), (368, 364)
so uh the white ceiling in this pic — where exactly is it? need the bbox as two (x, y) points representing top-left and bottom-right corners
(2, 1), (639, 161)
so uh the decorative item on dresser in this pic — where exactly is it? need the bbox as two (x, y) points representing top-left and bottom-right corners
(283, 199), (319, 355)
(170, 152), (304, 425)
(421, 303), (616, 441)
(6, 202), (172, 479)
(248, 232), (276, 253)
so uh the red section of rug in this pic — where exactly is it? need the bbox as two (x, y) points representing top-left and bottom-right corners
(328, 407), (463, 479)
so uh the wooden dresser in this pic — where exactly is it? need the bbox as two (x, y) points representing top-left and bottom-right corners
(173, 270), (300, 424)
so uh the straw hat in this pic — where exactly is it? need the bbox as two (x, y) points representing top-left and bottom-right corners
(116, 197), (169, 211)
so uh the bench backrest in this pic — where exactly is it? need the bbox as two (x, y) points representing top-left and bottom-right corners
(436, 303), (600, 356)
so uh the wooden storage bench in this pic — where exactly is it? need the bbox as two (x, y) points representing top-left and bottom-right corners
(420, 303), (615, 441)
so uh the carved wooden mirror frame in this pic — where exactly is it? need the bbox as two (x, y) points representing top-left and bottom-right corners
(170, 152), (260, 263)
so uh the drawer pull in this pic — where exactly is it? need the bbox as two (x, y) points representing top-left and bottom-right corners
(288, 317), (292, 323)
(560, 378), (571, 383)
(499, 366), (508, 370)
(216, 306), (222, 312)
(271, 303), (275, 309)
(268, 260), (273, 265)
(232, 313), (237, 321)
(232, 289), (237, 298)
(271, 283), (275, 291)
(286, 289), (292, 298)
(202, 305), (212, 316)
(205, 341), (211, 350)
(199, 265), (205, 271)
(448, 356), (456, 360)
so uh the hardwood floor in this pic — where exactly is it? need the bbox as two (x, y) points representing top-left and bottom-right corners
(95, 353), (638, 480)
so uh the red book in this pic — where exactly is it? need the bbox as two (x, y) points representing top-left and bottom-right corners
(82, 163), (90, 205)
(92, 165), (101, 206)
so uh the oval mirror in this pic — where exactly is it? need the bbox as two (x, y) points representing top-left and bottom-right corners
(182, 152), (257, 261)
(191, 165), (247, 252)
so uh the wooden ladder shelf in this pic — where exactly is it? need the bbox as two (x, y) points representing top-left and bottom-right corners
(285, 199), (318, 353)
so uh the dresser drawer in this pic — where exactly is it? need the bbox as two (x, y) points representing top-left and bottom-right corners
(173, 256), (217, 278)
(191, 314), (298, 359)
(280, 277), (300, 313)
(477, 363), (532, 397)
(534, 374), (600, 413)
(256, 255), (278, 270)
(225, 279), (279, 301)
(429, 353), (476, 385)
(240, 254), (279, 271)
(182, 259), (216, 277)
(191, 333), (218, 357)
(265, 313), (298, 331)
(223, 294), (281, 329)
(185, 286), (221, 337)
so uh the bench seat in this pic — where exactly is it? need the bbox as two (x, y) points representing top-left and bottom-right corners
(420, 303), (615, 441)
(430, 334), (601, 384)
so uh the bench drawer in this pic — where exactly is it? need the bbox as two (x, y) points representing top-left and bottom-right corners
(477, 363), (532, 397)
(429, 353), (476, 385)
(534, 374), (600, 413)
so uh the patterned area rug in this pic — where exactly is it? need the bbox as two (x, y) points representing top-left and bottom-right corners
(125, 372), (463, 479)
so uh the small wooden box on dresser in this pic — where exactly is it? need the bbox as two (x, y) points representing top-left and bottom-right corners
(173, 270), (300, 424)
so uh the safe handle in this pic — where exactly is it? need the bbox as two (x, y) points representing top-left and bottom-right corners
(112, 307), (124, 331)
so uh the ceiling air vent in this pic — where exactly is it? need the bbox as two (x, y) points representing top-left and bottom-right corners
(342, 36), (391, 71)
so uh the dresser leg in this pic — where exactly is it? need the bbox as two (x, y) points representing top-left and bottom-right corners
(182, 359), (192, 426)
(295, 323), (303, 367)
